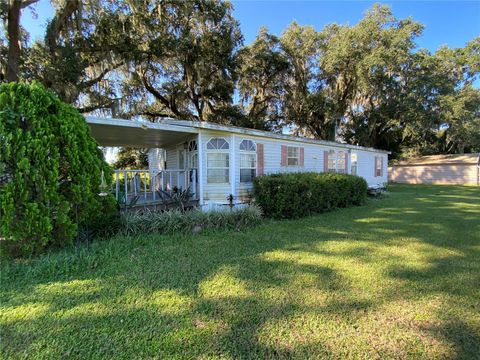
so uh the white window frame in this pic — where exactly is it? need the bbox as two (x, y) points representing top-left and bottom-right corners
(336, 151), (346, 174)
(206, 137), (230, 184)
(188, 139), (198, 151)
(327, 150), (336, 173)
(188, 140), (198, 169)
(351, 152), (358, 175)
(239, 139), (257, 183)
(375, 156), (383, 177)
(287, 146), (300, 166)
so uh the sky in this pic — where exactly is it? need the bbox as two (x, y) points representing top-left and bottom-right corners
(21, 0), (480, 53)
(233, 1), (480, 52)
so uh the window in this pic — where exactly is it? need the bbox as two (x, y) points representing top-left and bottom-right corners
(287, 146), (300, 166)
(337, 151), (346, 174)
(240, 139), (256, 151)
(207, 138), (230, 183)
(207, 138), (229, 150)
(189, 153), (198, 169)
(188, 140), (198, 169)
(326, 150), (348, 173)
(351, 153), (358, 175)
(375, 156), (383, 177)
(188, 140), (197, 151)
(327, 150), (336, 172)
(240, 140), (256, 183)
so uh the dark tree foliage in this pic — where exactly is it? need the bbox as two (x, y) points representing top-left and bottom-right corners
(0, 82), (117, 256)
(1, 2), (478, 159)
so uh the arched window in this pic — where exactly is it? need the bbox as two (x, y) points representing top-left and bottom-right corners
(188, 140), (198, 151)
(239, 139), (256, 183)
(240, 139), (256, 152)
(206, 138), (230, 183)
(188, 140), (198, 169)
(207, 138), (229, 150)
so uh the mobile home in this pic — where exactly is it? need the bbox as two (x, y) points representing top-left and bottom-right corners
(86, 117), (389, 208)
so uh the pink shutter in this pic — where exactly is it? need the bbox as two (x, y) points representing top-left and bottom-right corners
(300, 147), (305, 167)
(380, 156), (384, 177)
(281, 145), (287, 166)
(345, 152), (349, 173)
(374, 157), (378, 177)
(324, 151), (329, 172)
(257, 143), (264, 176)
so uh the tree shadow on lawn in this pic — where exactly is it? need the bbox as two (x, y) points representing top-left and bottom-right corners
(1, 185), (479, 358)
(1, 259), (350, 358)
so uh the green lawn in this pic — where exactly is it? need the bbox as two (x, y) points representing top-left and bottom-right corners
(1, 184), (479, 359)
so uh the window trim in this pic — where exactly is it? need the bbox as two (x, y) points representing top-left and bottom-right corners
(351, 152), (358, 176)
(188, 139), (198, 152)
(375, 155), (383, 177)
(206, 137), (230, 184)
(239, 139), (257, 183)
(206, 137), (229, 150)
(327, 150), (336, 173)
(287, 146), (300, 167)
(239, 139), (256, 152)
(336, 150), (346, 174)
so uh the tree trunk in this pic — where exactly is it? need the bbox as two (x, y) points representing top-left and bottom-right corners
(6, 1), (22, 82)
(5, 0), (39, 82)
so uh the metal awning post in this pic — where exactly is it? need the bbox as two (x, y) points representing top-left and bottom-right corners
(184, 170), (188, 192)
(115, 171), (119, 200)
(124, 170), (128, 204)
(192, 169), (197, 199)
(144, 172), (147, 200)
(152, 173), (156, 201)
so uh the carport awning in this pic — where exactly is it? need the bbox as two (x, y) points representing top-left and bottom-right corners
(85, 117), (198, 148)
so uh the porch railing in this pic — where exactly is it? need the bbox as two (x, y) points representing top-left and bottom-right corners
(113, 169), (197, 205)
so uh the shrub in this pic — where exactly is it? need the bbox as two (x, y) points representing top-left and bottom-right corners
(0, 82), (117, 256)
(119, 205), (262, 237)
(253, 172), (368, 219)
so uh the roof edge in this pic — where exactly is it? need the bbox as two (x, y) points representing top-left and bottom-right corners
(85, 116), (390, 154)
(159, 118), (391, 154)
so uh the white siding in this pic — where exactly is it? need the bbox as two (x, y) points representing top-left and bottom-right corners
(355, 150), (388, 187)
(165, 145), (178, 170)
(199, 129), (389, 206)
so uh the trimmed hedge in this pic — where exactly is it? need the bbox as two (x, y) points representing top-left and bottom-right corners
(253, 172), (368, 218)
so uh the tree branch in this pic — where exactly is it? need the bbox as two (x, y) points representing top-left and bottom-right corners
(141, 72), (182, 117)
(20, 0), (39, 9)
(79, 62), (124, 89)
(77, 102), (113, 113)
(46, 0), (80, 57)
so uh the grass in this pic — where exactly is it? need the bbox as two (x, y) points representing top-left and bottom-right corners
(1, 184), (479, 359)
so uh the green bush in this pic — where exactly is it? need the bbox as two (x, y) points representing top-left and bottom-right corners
(253, 172), (368, 219)
(120, 205), (262, 236)
(0, 82), (117, 256)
